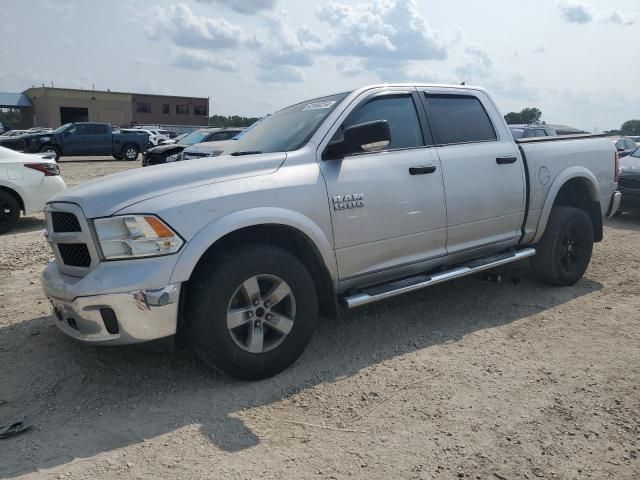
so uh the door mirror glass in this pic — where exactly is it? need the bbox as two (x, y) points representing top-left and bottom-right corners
(324, 120), (391, 159)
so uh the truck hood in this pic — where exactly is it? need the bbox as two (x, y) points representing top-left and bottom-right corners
(50, 152), (287, 218)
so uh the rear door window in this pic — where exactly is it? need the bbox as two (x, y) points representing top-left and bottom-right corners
(341, 95), (425, 150)
(425, 94), (497, 145)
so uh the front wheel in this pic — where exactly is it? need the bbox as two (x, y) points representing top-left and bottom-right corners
(122, 145), (139, 161)
(186, 245), (318, 380)
(531, 206), (594, 286)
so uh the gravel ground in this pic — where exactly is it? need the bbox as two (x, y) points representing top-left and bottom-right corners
(0, 158), (638, 479)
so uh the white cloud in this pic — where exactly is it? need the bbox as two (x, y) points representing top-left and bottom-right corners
(317, 0), (448, 62)
(454, 45), (538, 100)
(259, 12), (314, 67)
(603, 9), (635, 26)
(196, 0), (277, 15)
(170, 49), (239, 72)
(146, 4), (259, 50)
(558, 1), (593, 24)
(256, 64), (304, 83)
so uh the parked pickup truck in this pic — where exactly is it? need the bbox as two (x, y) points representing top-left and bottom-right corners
(41, 84), (621, 380)
(4, 122), (150, 161)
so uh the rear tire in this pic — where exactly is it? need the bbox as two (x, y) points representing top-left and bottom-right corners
(39, 145), (60, 162)
(531, 206), (594, 286)
(122, 145), (139, 161)
(186, 245), (318, 380)
(0, 191), (20, 234)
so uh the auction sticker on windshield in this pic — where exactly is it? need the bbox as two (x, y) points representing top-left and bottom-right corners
(302, 101), (337, 111)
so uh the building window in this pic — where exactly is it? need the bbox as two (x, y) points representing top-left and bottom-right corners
(162, 104), (170, 114)
(136, 102), (151, 113)
(176, 105), (189, 115)
(194, 105), (207, 116)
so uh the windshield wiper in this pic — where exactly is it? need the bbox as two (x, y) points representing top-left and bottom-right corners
(230, 150), (263, 156)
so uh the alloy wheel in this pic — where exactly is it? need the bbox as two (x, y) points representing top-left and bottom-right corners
(226, 274), (296, 353)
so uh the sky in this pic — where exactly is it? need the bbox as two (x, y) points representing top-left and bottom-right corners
(1, 0), (639, 131)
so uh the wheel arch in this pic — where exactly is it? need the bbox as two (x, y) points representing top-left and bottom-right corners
(533, 168), (602, 244)
(170, 208), (339, 318)
(0, 184), (26, 212)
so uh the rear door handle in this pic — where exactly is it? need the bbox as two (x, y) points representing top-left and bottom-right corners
(496, 156), (517, 165)
(409, 165), (437, 175)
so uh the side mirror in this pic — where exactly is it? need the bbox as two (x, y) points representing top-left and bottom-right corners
(324, 120), (391, 159)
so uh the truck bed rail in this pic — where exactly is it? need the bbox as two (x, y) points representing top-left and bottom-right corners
(515, 133), (607, 144)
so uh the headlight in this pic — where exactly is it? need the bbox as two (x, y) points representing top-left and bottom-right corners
(40, 136), (51, 142)
(210, 151), (224, 157)
(166, 153), (180, 162)
(93, 215), (183, 260)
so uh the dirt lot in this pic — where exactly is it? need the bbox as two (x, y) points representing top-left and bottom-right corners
(1, 158), (639, 479)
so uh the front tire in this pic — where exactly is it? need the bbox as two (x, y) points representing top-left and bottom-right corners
(0, 191), (20, 234)
(122, 145), (139, 161)
(531, 206), (594, 286)
(186, 245), (318, 380)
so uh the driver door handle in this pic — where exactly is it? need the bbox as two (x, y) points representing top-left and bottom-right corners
(496, 155), (517, 165)
(409, 165), (437, 175)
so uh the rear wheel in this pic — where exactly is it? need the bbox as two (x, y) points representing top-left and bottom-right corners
(39, 145), (60, 162)
(531, 206), (594, 286)
(186, 245), (318, 380)
(122, 145), (139, 161)
(0, 191), (20, 234)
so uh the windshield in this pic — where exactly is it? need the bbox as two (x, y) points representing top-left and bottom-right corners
(631, 147), (640, 158)
(53, 123), (72, 133)
(227, 92), (349, 154)
(179, 130), (210, 145)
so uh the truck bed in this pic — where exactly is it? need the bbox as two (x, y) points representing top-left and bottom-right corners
(516, 134), (616, 245)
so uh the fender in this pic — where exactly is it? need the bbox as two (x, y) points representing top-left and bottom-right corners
(532, 166), (600, 244)
(169, 207), (338, 285)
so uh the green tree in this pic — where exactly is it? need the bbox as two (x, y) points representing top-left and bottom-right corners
(208, 114), (259, 128)
(520, 108), (542, 124)
(621, 119), (640, 136)
(504, 112), (522, 124)
(504, 107), (542, 125)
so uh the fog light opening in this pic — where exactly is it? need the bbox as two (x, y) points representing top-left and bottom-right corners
(100, 308), (119, 335)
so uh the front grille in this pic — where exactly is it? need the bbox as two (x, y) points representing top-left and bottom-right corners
(58, 244), (91, 267)
(619, 177), (640, 190)
(52, 212), (81, 232)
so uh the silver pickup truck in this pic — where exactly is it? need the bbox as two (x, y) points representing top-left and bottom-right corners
(42, 84), (621, 379)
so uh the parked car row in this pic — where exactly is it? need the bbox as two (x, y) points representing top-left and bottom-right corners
(0, 122), (150, 161)
(142, 127), (243, 166)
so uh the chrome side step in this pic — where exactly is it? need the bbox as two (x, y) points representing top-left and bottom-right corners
(342, 248), (536, 309)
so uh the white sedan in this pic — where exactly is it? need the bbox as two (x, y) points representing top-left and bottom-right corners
(0, 146), (67, 234)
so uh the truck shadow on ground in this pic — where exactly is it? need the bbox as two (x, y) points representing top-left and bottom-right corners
(0, 266), (602, 477)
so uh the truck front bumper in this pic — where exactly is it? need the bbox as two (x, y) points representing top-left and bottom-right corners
(42, 261), (180, 345)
